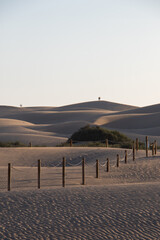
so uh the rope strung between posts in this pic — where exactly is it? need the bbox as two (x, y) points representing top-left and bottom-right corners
(67, 160), (82, 167)
(11, 148), (134, 171)
(85, 162), (97, 167)
(45, 162), (62, 168)
(128, 150), (133, 156)
(99, 162), (106, 168)
(52, 162), (62, 167)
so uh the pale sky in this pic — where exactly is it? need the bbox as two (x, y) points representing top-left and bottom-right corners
(0, 0), (160, 107)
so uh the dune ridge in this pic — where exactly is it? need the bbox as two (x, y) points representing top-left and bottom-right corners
(0, 100), (160, 145)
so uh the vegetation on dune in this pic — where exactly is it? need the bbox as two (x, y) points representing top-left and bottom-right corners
(58, 125), (150, 149)
(67, 125), (133, 148)
(0, 141), (47, 147)
(70, 125), (130, 142)
(0, 141), (27, 147)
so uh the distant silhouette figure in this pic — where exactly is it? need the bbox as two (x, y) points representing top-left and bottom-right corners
(98, 97), (101, 101)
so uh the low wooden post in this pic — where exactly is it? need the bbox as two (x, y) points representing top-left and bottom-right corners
(133, 141), (135, 161)
(155, 140), (157, 155)
(8, 163), (11, 191)
(62, 157), (66, 187)
(136, 138), (139, 151)
(106, 158), (109, 172)
(117, 154), (119, 167)
(125, 150), (127, 164)
(38, 159), (41, 189)
(146, 136), (148, 157)
(82, 157), (85, 185)
(70, 139), (72, 147)
(96, 159), (99, 178)
(106, 139), (108, 148)
(152, 143), (155, 156)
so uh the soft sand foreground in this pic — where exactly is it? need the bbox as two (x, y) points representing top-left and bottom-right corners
(0, 147), (160, 239)
(0, 184), (159, 240)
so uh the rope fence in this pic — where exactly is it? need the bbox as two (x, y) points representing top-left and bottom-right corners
(27, 137), (159, 152)
(0, 136), (158, 192)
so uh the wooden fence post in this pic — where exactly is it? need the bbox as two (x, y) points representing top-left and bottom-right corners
(125, 150), (127, 164)
(96, 159), (99, 178)
(38, 159), (41, 189)
(8, 163), (11, 191)
(117, 154), (119, 167)
(133, 141), (135, 161)
(70, 139), (72, 147)
(152, 143), (155, 156)
(146, 136), (148, 157)
(106, 139), (108, 148)
(136, 138), (139, 151)
(62, 157), (66, 187)
(82, 157), (85, 185)
(106, 158), (109, 172)
(155, 140), (157, 155)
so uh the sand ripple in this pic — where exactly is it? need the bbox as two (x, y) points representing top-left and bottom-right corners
(0, 184), (159, 239)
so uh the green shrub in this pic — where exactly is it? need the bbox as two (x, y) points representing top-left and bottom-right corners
(68, 125), (133, 148)
(0, 141), (26, 147)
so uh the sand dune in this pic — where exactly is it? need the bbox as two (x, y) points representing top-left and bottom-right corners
(0, 126), (54, 136)
(0, 118), (34, 126)
(0, 100), (160, 146)
(0, 106), (19, 112)
(30, 121), (91, 137)
(121, 103), (160, 114)
(0, 106), (31, 118)
(95, 112), (160, 144)
(0, 118), (67, 146)
(2, 110), (108, 124)
(116, 126), (160, 137)
(53, 100), (138, 111)
(131, 126), (160, 136)
(0, 134), (66, 146)
(95, 112), (160, 129)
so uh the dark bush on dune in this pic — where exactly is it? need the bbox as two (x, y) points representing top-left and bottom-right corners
(0, 141), (26, 147)
(68, 125), (133, 148)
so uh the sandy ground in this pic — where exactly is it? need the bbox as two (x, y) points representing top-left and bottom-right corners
(0, 147), (139, 167)
(0, 147), (159, 239)
(0, 101), (160, 239)
(0, 184), (159, 240)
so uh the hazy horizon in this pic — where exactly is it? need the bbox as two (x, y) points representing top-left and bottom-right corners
(0, 98), (159, 108)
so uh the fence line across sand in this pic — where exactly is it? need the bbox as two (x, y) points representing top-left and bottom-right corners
(2, 149), (157, 192)
(0, 136), (158, 192)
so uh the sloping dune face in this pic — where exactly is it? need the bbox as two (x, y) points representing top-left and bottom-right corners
(0, 119), (34, 126)
(94, 103), (160, 141)
(95, 112), (160, 129)
(0, 101), (160, 145)
(53, 100), (138, 111)
(0, 117), (66, 146)
(0, 101), (137, 146)
(121, 103), (160, 114)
